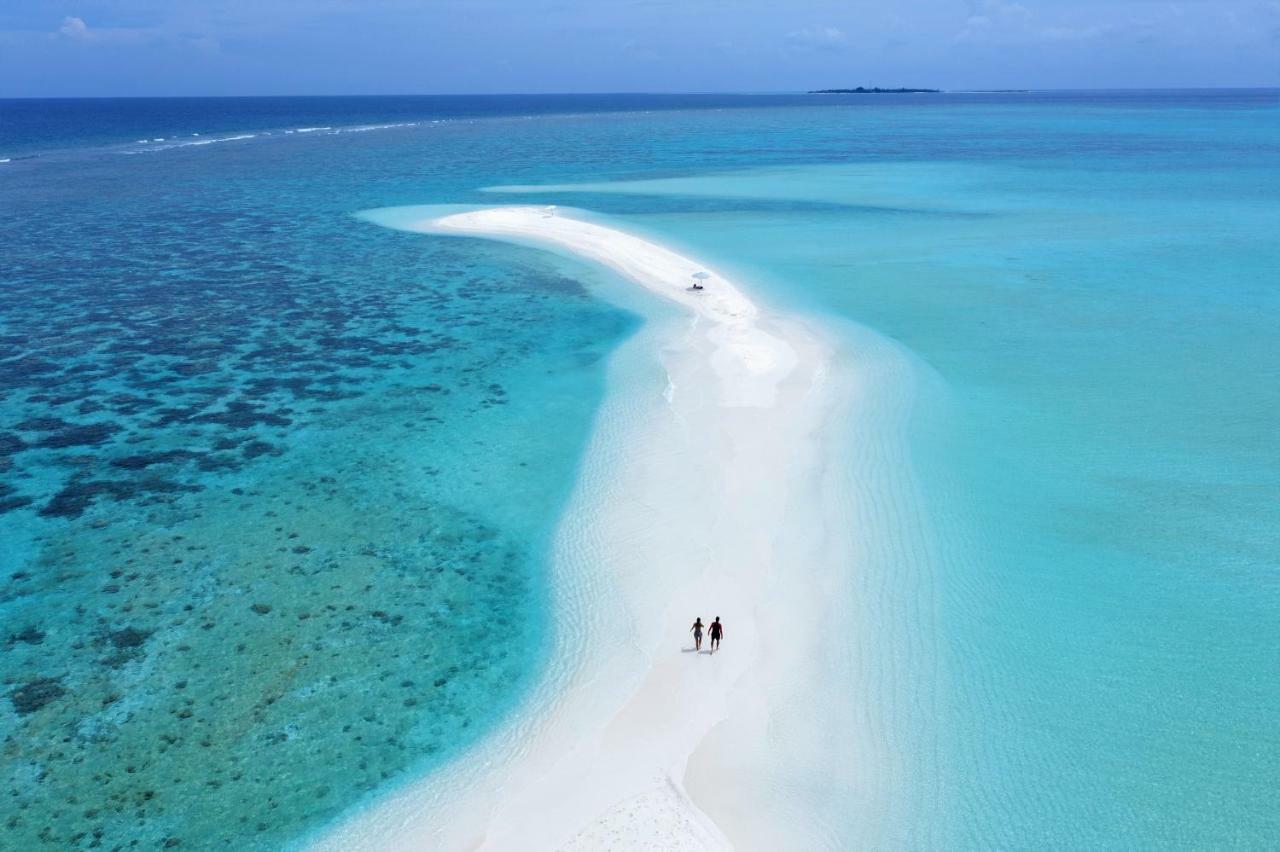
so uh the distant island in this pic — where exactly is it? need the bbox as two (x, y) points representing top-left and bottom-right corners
(809, 87), (941, 94)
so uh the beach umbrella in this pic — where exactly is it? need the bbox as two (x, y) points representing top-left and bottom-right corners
(542, 205), (558, 218)
(691, 271), (710, 288)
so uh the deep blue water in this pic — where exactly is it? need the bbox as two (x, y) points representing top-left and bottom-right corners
(2, 90), (1278, 849)
(4, 89), (1274, 160)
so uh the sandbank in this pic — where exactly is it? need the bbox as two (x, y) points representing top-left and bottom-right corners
(314, 205), (883, 849)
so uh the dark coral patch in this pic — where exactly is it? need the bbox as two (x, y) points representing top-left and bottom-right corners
(16, 416), (74, 431)
(241, 441), (281, 460)
(195, 400), (292, 429)
(35, 423), (120, 449)
(111, 450), (204, 470)
(0, 496), (33, 513)
(8, 625), (45, 645)
(105, 393), (160, 415)
(5, 355), (61, 382)
(147, 405), (206, 428)
(109, 627), (152, 649)
(40, 476), (202, 519)
(11, 677), (65, 715)
(0, 481), (34, 514)
(196, 455), (242, 473)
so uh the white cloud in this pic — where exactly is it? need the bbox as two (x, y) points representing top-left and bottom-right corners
(953, 0), (1144, 45)
(1039, 24), (1114, 41)
(50, 15), (218, 51)
(58, 16), (92, 41)
(956, 0), (1032, 43)
(53, 16), (151, 45)
(786, 26), (847, 51)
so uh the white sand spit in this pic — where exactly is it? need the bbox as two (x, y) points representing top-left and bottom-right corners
(314, 206), (881, 850)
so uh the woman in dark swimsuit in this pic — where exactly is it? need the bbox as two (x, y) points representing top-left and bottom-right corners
(690, 617), (704, 651)
(709, 616), (723, 652)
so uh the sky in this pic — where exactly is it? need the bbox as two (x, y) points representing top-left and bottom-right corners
(1, 0), (1277, 97)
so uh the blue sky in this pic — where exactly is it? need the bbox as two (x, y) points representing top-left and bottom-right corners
(1, 1), (1277, 96)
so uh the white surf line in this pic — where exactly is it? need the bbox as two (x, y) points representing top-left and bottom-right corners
(315, 205), (863, 851)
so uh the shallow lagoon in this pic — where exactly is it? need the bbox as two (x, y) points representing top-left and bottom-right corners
(506, 151), (1280, 844)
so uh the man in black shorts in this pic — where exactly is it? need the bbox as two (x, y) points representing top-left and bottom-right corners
(709, 616), (723, 652)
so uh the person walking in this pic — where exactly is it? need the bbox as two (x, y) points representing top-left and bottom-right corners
(709, 616), (723, 652)
(690, 617), (704, 652)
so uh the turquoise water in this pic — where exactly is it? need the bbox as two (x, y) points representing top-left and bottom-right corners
(2, 91), (1278, 847)
(0, 110), (640, 849)
(491, 118), (1280, 843)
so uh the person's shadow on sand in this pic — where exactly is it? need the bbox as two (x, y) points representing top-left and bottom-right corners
(682, 647), (714, 654)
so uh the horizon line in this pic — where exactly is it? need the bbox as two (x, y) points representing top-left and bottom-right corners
(2, 86), (1278, 101)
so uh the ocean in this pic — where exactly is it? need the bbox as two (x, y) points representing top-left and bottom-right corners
(2, 90), (1278, 848)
